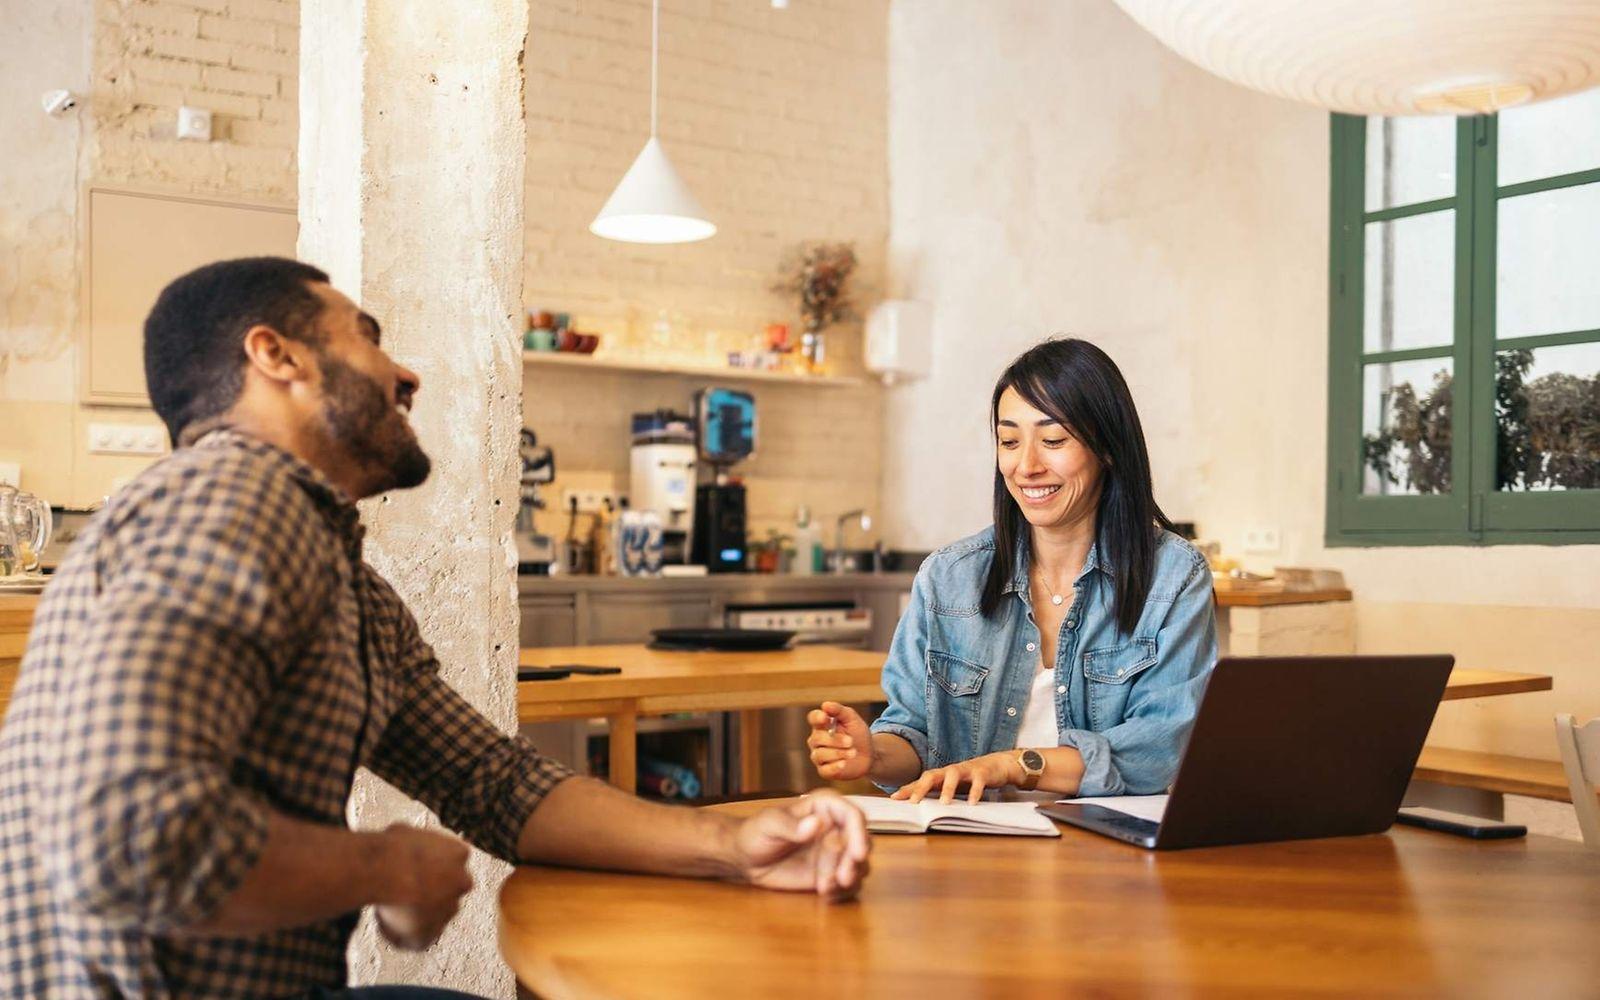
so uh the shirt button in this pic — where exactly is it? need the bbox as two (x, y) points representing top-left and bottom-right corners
(1006, 707), (1017, 717)
(1116, 668), (1125, 676)
(1057, 684), (1067, 694)
(1026, 642), (1037, 652)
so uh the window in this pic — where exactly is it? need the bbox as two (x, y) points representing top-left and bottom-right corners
(1326, 90), (1600, 545)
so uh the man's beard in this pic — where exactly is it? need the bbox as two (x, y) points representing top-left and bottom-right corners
(318, 354), (432, 495)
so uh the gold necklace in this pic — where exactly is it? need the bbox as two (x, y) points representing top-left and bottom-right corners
(1032, 565), (1071, 607)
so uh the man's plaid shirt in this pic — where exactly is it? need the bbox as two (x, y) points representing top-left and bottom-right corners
(0, 429), (573, 998)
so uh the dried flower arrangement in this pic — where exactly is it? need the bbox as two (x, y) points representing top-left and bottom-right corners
(772, 242), (858, 373)
(774, 242), (858, 334)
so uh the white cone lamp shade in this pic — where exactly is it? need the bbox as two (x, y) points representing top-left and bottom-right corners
(590, 0), (715, 244)
(1111, 0), (1600, 115)
(589, 137), (716, 244)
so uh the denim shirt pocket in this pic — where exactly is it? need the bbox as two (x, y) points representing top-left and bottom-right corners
(1082, 637), (1158, 730)
(925, 649), (989, 766)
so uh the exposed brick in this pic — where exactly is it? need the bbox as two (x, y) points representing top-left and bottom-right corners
(126, 55), (202, 87)
(228, 44), (294, 76)
(122, 3), (200, 37)
(140, 32), (233, 66)
(227, 0), (296, 28)
(198, 13), (275, 47)
(202, 64), (279, 97)
(227, 117), (295, 147)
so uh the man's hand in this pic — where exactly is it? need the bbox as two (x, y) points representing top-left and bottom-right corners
(890, 752), (1021, 804)
(806, 702), (874, 781)
(730, 791), (871, 901)
(372, 824), (474, 951)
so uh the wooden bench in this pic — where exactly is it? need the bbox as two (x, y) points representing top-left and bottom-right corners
(1414, 746), (1575, 802)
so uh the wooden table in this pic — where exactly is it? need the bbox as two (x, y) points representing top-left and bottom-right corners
(499, 798), (1600, 999)
(519, 643), (1552, 796)
(518, 644), (888, 794)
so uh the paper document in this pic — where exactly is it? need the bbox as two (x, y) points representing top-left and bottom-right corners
(1066, 794), (1170, 824)
(845, 796), (1060, 837)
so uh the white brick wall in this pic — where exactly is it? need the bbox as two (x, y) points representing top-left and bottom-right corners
(92, 0), (297, 201)
(523, 0), (890, 542)
(76, 0), (890, 543)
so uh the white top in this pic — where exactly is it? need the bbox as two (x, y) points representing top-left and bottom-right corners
(1013, 661), (1059, 750)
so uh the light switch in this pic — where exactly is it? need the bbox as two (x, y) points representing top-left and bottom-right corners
(88, 423), (166, 456)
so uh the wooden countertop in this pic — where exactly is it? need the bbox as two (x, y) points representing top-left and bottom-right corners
(499, 797), (1600, 999)
(519, 573), (1352, 606)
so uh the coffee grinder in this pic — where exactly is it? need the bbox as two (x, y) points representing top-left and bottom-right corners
(691, 387), (756, 573)
(629, 409), (698, 565)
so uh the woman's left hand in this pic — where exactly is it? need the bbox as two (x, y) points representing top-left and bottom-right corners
(890, 753), (1020, 805)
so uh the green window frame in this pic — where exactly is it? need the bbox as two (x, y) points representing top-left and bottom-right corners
(1326, 112), (1600, 546)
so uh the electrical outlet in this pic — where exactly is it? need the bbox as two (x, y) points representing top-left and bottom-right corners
(1243, 525), (1281, 554)
(88, 423), (167, 456)
(561, 488), (619, 513)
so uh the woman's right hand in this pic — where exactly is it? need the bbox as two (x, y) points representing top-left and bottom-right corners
(807, 701), (874, 782)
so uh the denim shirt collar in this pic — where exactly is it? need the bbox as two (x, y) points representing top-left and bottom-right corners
(1002, 531), (1114, 596)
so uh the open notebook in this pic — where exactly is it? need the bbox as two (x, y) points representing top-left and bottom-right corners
(845, 795), (1061, 837)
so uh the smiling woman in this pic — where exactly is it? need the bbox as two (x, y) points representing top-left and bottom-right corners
(806, 338), (1218, 804)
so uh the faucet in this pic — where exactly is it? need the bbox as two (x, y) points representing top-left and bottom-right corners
(833, 509), (872, 574)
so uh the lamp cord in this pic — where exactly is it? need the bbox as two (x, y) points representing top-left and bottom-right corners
(650, 0), (659, 137)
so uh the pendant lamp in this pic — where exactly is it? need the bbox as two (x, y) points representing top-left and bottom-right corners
(590, 0), (716, 243)
(1111, 0), (1600, 115)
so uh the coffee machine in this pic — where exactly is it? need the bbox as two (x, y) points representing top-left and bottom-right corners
(691, 387), (756, 573)
(515, 428), (557, 574)
(629, 410), (697, 565)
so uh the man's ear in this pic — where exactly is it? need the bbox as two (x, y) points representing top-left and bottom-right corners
(240, 325), (313, 385)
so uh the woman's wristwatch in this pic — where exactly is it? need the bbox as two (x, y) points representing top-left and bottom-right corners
(1016, 748), (1046, 790)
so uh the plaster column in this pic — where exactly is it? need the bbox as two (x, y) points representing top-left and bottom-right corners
(299, 3), (528, 995)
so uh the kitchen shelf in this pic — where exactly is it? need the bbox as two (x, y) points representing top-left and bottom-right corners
(522, 350), (864, 388)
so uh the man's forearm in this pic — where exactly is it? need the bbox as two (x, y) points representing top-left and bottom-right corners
(515, 776), (742, 878)
(182, 812), (394, 938)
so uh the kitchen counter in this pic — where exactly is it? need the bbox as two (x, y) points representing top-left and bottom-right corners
(518, 572), (917, 595)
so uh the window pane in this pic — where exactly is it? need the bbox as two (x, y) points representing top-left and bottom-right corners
(1365, 115), (1457, 210)
(1497, 181), (1600, 339)
(1363, 211), (1455, 353)
(1495, 342), (1600, 492)
(1498, 88), (1600, 187)
(1362, 358), (1454, 495)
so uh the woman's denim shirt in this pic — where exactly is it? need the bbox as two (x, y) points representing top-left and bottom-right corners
(870, 526), (1218, 797)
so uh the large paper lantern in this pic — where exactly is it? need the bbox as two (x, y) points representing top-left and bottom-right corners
(1112, 0), (1600, 115)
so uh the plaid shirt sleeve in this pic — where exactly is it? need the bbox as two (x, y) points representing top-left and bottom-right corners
(40, 457), (332, 933)
(364, 581), (574, 863)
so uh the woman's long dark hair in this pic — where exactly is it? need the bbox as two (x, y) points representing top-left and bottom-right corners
(979, 338), (1171, 635)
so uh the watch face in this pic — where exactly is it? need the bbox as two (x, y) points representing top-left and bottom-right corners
(1021, 749), (1045, 772)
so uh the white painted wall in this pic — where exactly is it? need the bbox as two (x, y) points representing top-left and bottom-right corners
(882, 0), (1599, 612)
(883, 0), (1599, 765)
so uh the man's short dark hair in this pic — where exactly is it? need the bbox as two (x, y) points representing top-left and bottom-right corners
(143, 256), (330, 442)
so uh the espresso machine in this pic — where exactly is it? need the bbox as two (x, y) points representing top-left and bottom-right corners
(691, 387), (756, 573)
(629, 410), (697, 565)
(515, 428), (557, 574)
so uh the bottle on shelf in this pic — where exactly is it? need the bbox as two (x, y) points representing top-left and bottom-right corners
(791, 505), (818, 577)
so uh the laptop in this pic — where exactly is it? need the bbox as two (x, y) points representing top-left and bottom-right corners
(1038, 654), (1454, 850)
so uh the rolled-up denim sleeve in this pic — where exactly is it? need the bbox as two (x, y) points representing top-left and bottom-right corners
(869, 567), (934, 789)
(1060, 554), (1217, 796)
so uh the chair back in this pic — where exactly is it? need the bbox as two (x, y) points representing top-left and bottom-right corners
(1554, 713), (1600, 850)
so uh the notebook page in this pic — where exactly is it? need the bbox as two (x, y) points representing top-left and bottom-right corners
(1067, 794), (1169, 824)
